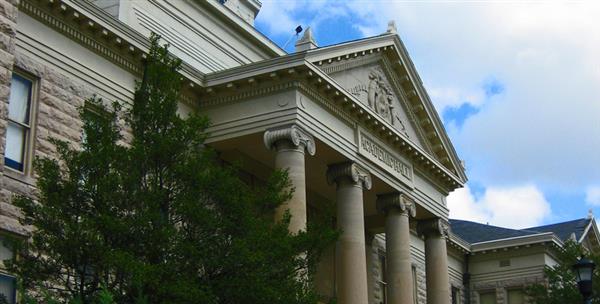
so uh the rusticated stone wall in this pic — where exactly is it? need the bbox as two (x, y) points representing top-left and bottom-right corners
(470, 275), (544, 304)
(0, 0), (23, 235)
(0, 50), (94, 235)
(368, 234), (429, 304)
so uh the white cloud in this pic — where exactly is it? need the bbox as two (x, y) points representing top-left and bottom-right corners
(256, 1), (600, 218)
(448, 184), (551, 229)
(256, 1), (355, 40)
(586, 186), (600, 206)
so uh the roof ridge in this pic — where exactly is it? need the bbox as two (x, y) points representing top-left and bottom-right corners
(450, 219), (535, 233)
(524, 217), (589, 230)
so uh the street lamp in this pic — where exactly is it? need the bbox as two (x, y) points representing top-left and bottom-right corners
(573, 255), (596, 304)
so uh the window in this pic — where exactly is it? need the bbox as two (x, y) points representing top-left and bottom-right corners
(452, 286), (460, 304)
(378, 251), (387, 304)
(479, 291), (496, 304)
(0, 236), (12, 262)
(507, 289), (525, 304)
(412, 266), (418, 304)
(5, 73), (34, 172)
(0, 274), (15, 304)
(0, 236), (15, 304)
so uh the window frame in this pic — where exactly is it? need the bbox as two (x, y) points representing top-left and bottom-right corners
(378, 250), (387, 304)
(506, 288), (525, 304)
(0, 273), (16, 304)
(4, 70), (38, 176)
(451, 286), (461, 304)
(478, 290), (496, 304)
(411, 265), (418, 304)
(0, 234), (16, 304)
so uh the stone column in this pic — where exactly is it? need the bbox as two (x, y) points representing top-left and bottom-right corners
(376, 192), (416, 304)
(326, 162), (371, 304)
(418, 218), (451, 304)
(264, 125), (315, 233)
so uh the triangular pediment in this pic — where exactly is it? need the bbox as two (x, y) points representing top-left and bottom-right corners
(305, 35), (467, 182)
(318, 55), (428, 151)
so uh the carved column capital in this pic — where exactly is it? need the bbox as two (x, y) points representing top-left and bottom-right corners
(264, 125), (316, 155)
(376, 192), (416, 217)
(417, 218), (450, 238)
(326, 162), (372, 190)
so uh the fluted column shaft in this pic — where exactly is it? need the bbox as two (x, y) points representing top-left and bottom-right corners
(327, 162), (372, 304)
(377, 193), (416, 304)
(265, 125), (315, 233)
(418, 219), (451, 304)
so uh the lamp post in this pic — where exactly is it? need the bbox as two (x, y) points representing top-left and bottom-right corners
(573, 256), (596, 304)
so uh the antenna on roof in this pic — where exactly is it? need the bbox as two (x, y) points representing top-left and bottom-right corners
(283, 25), (303, 50)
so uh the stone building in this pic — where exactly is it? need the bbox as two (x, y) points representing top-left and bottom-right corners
(447, 216), (600, 304)
(0, 1), (595, 304)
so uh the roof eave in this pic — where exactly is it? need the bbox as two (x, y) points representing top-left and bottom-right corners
(471, 232), (563, 253)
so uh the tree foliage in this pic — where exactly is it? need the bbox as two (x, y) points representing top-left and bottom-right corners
(6, 33), (337, 304)
(526, 239), (600, 304)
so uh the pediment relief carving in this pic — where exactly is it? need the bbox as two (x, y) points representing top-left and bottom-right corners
(349, 68), (408, 136)
(323, 61), (426, 150)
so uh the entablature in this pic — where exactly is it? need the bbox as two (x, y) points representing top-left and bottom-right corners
(304, 34), (467, 184)
(200, 56), (464, 193)
(21, 0), (465, 193)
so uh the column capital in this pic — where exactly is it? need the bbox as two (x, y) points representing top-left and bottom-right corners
(264, 124), (316, 155)
(417, 218), (450, 238)
(327, 162), (372, 190)
(376, 192), (416, 217)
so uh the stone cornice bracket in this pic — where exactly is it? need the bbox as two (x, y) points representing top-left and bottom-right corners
(417, 218), (450, 238)
(326, 162), (372, 190)
(376, 192), (416, 217)
(264, 125), (316, 156)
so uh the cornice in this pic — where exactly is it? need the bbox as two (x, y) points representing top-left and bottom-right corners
(315, 52), (437, 160)
(448, 232), (471, 254)
(21, 0), (143, 74)
(389, 35), (467, 182)
(470, 232), (563, 254)
(23, 0), (206, 87)
(447, 230), (571, 255)
(202, 61), (463, 192)
(306, 34), (467, 183)
(200, 80), (298, 108)
(318, 54), (380, 74)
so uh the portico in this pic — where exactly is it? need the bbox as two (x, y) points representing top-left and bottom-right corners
(199, 30), (466, 304)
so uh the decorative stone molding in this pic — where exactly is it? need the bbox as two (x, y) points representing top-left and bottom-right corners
(417, 218), (450, 238)
(263, 124), (316, 156)
(20, 0), (143, 74)
(376, 192), (416, 217)
(326, 161), (372, 190)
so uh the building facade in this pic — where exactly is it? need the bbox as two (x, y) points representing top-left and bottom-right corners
(0, 1), (595, 304)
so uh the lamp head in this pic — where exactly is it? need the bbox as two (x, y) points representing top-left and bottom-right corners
(573, 256), (596, 299)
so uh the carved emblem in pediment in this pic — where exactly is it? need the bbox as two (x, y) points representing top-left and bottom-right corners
(350, 68), (408, 137)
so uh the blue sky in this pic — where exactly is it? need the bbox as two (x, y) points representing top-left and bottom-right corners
(254, 1), (600, 228)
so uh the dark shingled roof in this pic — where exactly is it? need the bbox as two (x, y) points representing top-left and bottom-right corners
(525, 218), (591, 242)
(450, 218), (593, 245)
(449, 219), (539, 244)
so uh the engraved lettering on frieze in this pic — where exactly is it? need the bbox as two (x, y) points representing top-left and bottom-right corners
(360, 133), (412, 180)
(350, 68), (408, 137)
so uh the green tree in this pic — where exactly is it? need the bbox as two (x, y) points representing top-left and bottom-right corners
(7, 33), (337, 304)
(526, 239), (600, 304)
